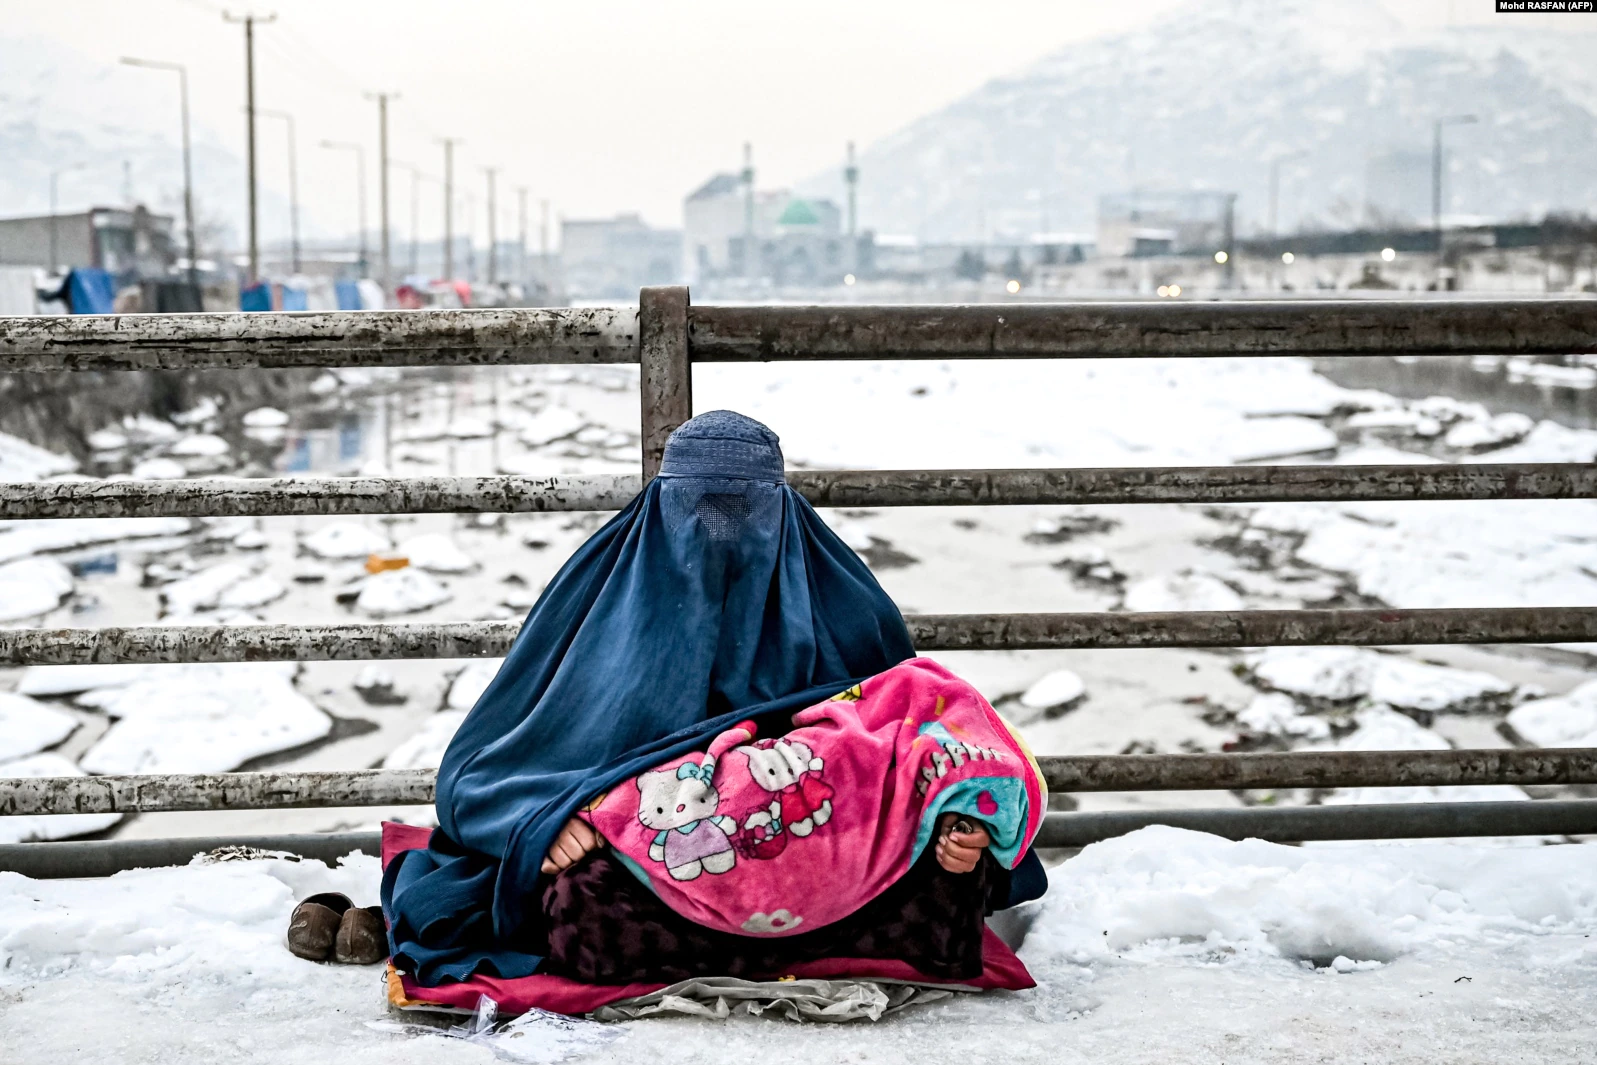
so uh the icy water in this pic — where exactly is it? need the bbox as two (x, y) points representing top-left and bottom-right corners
(1316, 355), (1597, 430)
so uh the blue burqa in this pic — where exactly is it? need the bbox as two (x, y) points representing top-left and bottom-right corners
(383, 411), (921, 983)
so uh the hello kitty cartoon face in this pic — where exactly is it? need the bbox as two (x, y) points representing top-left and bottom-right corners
(738, 739), (822, 793)
(637, 767), (721, 831)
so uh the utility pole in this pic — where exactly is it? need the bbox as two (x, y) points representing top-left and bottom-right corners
(366, 92), (398, 295)
(258, 109), (299, 272)
(482, 166), (499, 284)
(392, 161), (423, 277)
(540, 198), (549, 259)
(321, 140), (367, 278)
(517, 186), (528, 281)
(741, 142), (755, 278)
(1433, 114), (1478, 269)
(120, 58), (197, 290)
(463, 191), (477, 283)
(438, 137), (460, 279)
(224, 11), (276, 283)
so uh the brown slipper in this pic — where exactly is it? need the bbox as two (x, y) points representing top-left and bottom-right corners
(287, 892), (352, 961)
(334, 904), (388, 965)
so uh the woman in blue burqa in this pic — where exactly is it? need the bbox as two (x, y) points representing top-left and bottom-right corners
(381, 411), (1045, 986)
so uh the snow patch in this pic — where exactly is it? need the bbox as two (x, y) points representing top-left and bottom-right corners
(355, 569), (452, 616)
(1506, 681), (1597, 748)
(77, 664), (332, 774)
(395, 533), (476, 574)
(300, 521), (390, 560)
(1123, 570), (1243, 613)
(382, 710), (467, 770)
(0, 557), (74, 622)
(0, 691), (78, 761)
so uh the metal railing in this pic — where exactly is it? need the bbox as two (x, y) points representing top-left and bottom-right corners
(3, 289), (1596, 875)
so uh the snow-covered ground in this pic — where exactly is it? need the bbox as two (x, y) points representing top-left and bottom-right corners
(1, 829), (1593, 1062)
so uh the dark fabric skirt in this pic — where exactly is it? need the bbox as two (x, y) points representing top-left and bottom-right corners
(540, 847), (1001, 985)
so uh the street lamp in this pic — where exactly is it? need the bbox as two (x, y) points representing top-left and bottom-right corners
(259, 109), (300, 273)
(48, 163), (87, 273)
(1268, 150), (1309, 238)
(121, 58), (198, 291)
(1433, 114), (1477, 259)
(321, 140), (367, 278)
(390, 161), (428, 277)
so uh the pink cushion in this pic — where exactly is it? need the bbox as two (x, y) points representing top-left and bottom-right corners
(380, 821), (1035, 1016)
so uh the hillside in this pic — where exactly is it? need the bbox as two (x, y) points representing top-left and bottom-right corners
(804, 0), (1597, 242)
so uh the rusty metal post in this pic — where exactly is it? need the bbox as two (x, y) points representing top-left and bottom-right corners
(638, 286), (692, 481)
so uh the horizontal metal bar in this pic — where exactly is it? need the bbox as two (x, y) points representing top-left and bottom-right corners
(1033, 800), (1597, 848)
(787, 463), (1597, 508)
(0, 474), (641, 519)
(7, 300), (1595, 373)
(6, 462), (1592, 519)
(7, 800), (1595, 877)
(4, 608), (1594, 666)
(0, 307), (640, 372)
(689, 300), (1597, 362)
(0, 832), (382, 879)
(1040, 748), (1597, 792)
(0, 769), (437, 816)
(6, 749), (1596, 816)
(904, 607), (1597, 651)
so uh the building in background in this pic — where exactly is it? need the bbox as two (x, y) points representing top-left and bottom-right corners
(684, 174), (853, 286)
(559, 213), (681, 299)
(0, 205), (177, 278)
(1096, 190), (1235, 258)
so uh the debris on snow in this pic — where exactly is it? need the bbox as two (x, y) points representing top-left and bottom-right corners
(352, 665), (408, 706)
(355, 568), (452, 616)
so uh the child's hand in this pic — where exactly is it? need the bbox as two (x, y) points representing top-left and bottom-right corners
(541, 817), (605, 874)
(935, 813), (990, 874)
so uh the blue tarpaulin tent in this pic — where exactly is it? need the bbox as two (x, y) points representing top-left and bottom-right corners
(240, 282), (272, 312)
(67, 269), (115, 314)
(335, 280), (362, 310)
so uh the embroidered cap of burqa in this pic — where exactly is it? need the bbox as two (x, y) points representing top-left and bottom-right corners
(383, 411), (916, 983)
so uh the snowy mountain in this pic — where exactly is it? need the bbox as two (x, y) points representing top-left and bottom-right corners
(804, 0), (1597, 242)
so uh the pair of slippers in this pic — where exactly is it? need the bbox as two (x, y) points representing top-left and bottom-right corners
(287, 893), (387, 965)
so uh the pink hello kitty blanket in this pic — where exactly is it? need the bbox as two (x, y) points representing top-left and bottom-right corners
(579, 657), (1046, 938)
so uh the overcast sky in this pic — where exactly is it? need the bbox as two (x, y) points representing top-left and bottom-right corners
(5, 0), (1509, 242)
